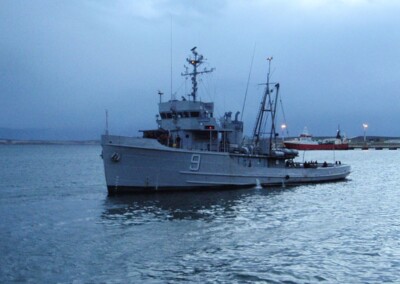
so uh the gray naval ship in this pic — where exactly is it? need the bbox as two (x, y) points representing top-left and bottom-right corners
(101, 48), (351, 194)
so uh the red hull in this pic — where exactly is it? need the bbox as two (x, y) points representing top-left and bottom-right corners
(284, 142), (349, 151)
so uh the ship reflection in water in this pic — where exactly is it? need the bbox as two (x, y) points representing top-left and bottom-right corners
(102, 189), (251, 223)
(101, 187), (290, 223)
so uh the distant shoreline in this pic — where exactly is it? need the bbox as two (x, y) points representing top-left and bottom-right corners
(0, 139), (100, 145)
(1, 135), (399, 146)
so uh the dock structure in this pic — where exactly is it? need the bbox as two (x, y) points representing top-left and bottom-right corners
(348, 142), (399, 150)
(348, 136), (400, 150)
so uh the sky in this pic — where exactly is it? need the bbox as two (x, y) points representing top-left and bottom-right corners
(1, 0), (400, 139)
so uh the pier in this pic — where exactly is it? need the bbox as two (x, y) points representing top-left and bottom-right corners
(348, 142), (399, 150)
(348, 136), (400, 150)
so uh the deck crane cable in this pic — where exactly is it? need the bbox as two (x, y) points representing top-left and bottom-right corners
(241, 43), (257, 121)
(199, 73), (222, 118)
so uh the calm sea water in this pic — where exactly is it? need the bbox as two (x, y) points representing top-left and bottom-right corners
(1, 145), (399, 283)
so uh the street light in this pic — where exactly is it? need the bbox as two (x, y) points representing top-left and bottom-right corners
(363, 123), (368, 143)
(281, 123), (287, 141)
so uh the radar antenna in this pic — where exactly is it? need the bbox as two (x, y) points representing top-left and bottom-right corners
(181, 47), (215, 102)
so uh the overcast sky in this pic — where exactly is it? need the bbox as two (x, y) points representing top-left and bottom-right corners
(1, 0), (400, 139)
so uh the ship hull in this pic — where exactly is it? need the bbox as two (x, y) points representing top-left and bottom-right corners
(284, 142), (349, 151)
(101, 135), (351, 194)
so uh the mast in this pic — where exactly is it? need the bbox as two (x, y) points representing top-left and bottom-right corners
(158, 90), (164, 104)
(271, 82), (280, 149)
(253, 57), (273, 146)
(170, 16), (174, 100)
(181, 47), (215, 102)
(105, 109), (109, 136)
(252, 57), (280, 152)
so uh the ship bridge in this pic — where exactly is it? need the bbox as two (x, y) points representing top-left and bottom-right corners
(157, 100), (216, 131)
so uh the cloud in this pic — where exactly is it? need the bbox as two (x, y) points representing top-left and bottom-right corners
(91, 0), (227, 22)
(1, 0), (399, 137)
(296, 0), (397, 9)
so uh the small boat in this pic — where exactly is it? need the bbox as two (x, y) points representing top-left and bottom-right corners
(283, 127), (349, 151)
(101, 48), (351, 194)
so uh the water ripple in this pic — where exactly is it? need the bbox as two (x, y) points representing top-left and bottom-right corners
(1, 147), (400, 283)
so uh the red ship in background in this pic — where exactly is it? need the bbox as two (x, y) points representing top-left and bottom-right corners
(283, 127), (349, 150)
